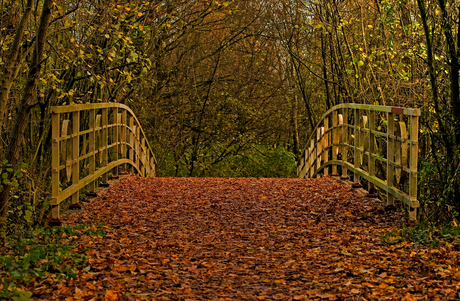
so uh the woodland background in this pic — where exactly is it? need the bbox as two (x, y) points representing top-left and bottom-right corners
(1, 0), (460, 236)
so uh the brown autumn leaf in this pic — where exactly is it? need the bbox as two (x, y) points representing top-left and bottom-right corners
(24, 176), (460, 300)
(104, 290), (118, 301)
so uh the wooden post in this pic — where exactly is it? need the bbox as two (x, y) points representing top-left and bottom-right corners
(367, 110), (377, 197)
(353, 109), (361, 186)
(310, 139), (315, 177)
(323, 118), (329, 176)
(129, 116), (134, 173)
(136, 126), (140, 172)
(387, 112), (395, 205)
(113, 109), (119, 177)
(332, 112), (338, 175)
(102, 108), (109, 183)
(409, 115), (419, 220)
(89, 109), (95, 192)
(51, 112), (60, 219)
(142, 137), (146, 176)
(121, 109), (127, 172)
(316, 128), (322, 178)
(341, 108), (349, 180)
(71, 111), (80, 205)
(95, 114), (102, 165)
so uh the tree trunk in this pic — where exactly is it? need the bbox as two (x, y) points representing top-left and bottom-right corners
(0, 0), (34, 146)
(0, 0), (53, 241)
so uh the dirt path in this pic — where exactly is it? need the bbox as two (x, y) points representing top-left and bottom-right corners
(34, 176), (460, 300)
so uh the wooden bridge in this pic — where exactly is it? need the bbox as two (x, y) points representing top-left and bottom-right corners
(50, 103), (420, 222)
(43, 103), (442, 300)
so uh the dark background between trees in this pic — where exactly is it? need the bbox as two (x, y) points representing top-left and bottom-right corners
(0, 0), (459, 237)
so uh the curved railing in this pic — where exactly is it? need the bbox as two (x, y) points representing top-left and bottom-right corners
(50, 103), (157, 221)
(297, 104), (421, 220)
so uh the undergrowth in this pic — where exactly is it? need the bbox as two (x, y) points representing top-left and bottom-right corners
(381, 222), (460, 247)
(0, 224), (105, 300)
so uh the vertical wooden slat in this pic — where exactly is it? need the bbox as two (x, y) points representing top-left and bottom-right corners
(51, 112), (60, 219)
(71, 111), (80, 205)
(323, 118), (329, 176)
(114, 109), (120, 177)
(341, 108), (349, 179)
(129, 116), (134, 172)
(136, 126), (140, 171)
(353, 109), (360, 184)
(121, 109), (127, 172)
(89, 109), (95, 192)
(310, 139), (315, 178)
(368, 110), (376, 179)
(142, 137), (147, 176)
(409, 115), (419, 220)
(387, 112), (395, 205)
(316, 127), (322, 178)
(332, 112), (338, 175)
(95, 114), (102, 164)
(102, 108), (108, 183)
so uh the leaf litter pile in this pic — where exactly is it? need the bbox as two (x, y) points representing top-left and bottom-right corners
(33, 176), (460, 300)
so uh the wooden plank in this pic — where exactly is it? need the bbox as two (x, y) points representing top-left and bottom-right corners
(317, 127), (322, 178)
(316, 160), (419, 208)
(353, 109), (360, 183)
(51, 112), (60, 219)
(114, 109), (119, 176)
(88, 109), (96, 192)
(409, 115), (419, 220)
(387, 112), (395, 205)
(332, 112), (338, 174)
(71, 111), (80, 205)
(368, 111), (376, 178)
(129, 116), (134, 170)
(121, 110), (127, 172)
(102, 108), (108, 183)
(51, 159), (142, 205)
(341, 108), (349, 179)
(323, 118), (329, 176)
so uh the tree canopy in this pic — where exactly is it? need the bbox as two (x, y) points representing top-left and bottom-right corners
(1, 0), (460, 235)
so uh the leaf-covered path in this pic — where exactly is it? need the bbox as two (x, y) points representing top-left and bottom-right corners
(37, 176), (460, 300)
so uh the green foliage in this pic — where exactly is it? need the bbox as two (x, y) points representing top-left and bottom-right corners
(0, 224), (104, 300)
(160, 144), (297, 178)
(208, 145), (297, 178)
(0, 161), (27, 192)
(381, 223), (460, 247)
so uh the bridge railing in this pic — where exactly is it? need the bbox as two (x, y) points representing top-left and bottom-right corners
(298, 104), (421, 220)
(50, 103), (157, 221)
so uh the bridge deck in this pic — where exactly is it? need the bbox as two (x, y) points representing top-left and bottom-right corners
(41, 177), (458, 300)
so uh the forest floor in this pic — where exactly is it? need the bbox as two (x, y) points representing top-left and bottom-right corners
(29, 176), (460, 300)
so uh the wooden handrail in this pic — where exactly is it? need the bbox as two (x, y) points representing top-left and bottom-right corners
(298, 104), (421, 220)
(50, 103), (157, 220)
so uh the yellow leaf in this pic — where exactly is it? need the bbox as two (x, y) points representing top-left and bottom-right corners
(379, 283), (388, 289)
(139, 25), (144, 31)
